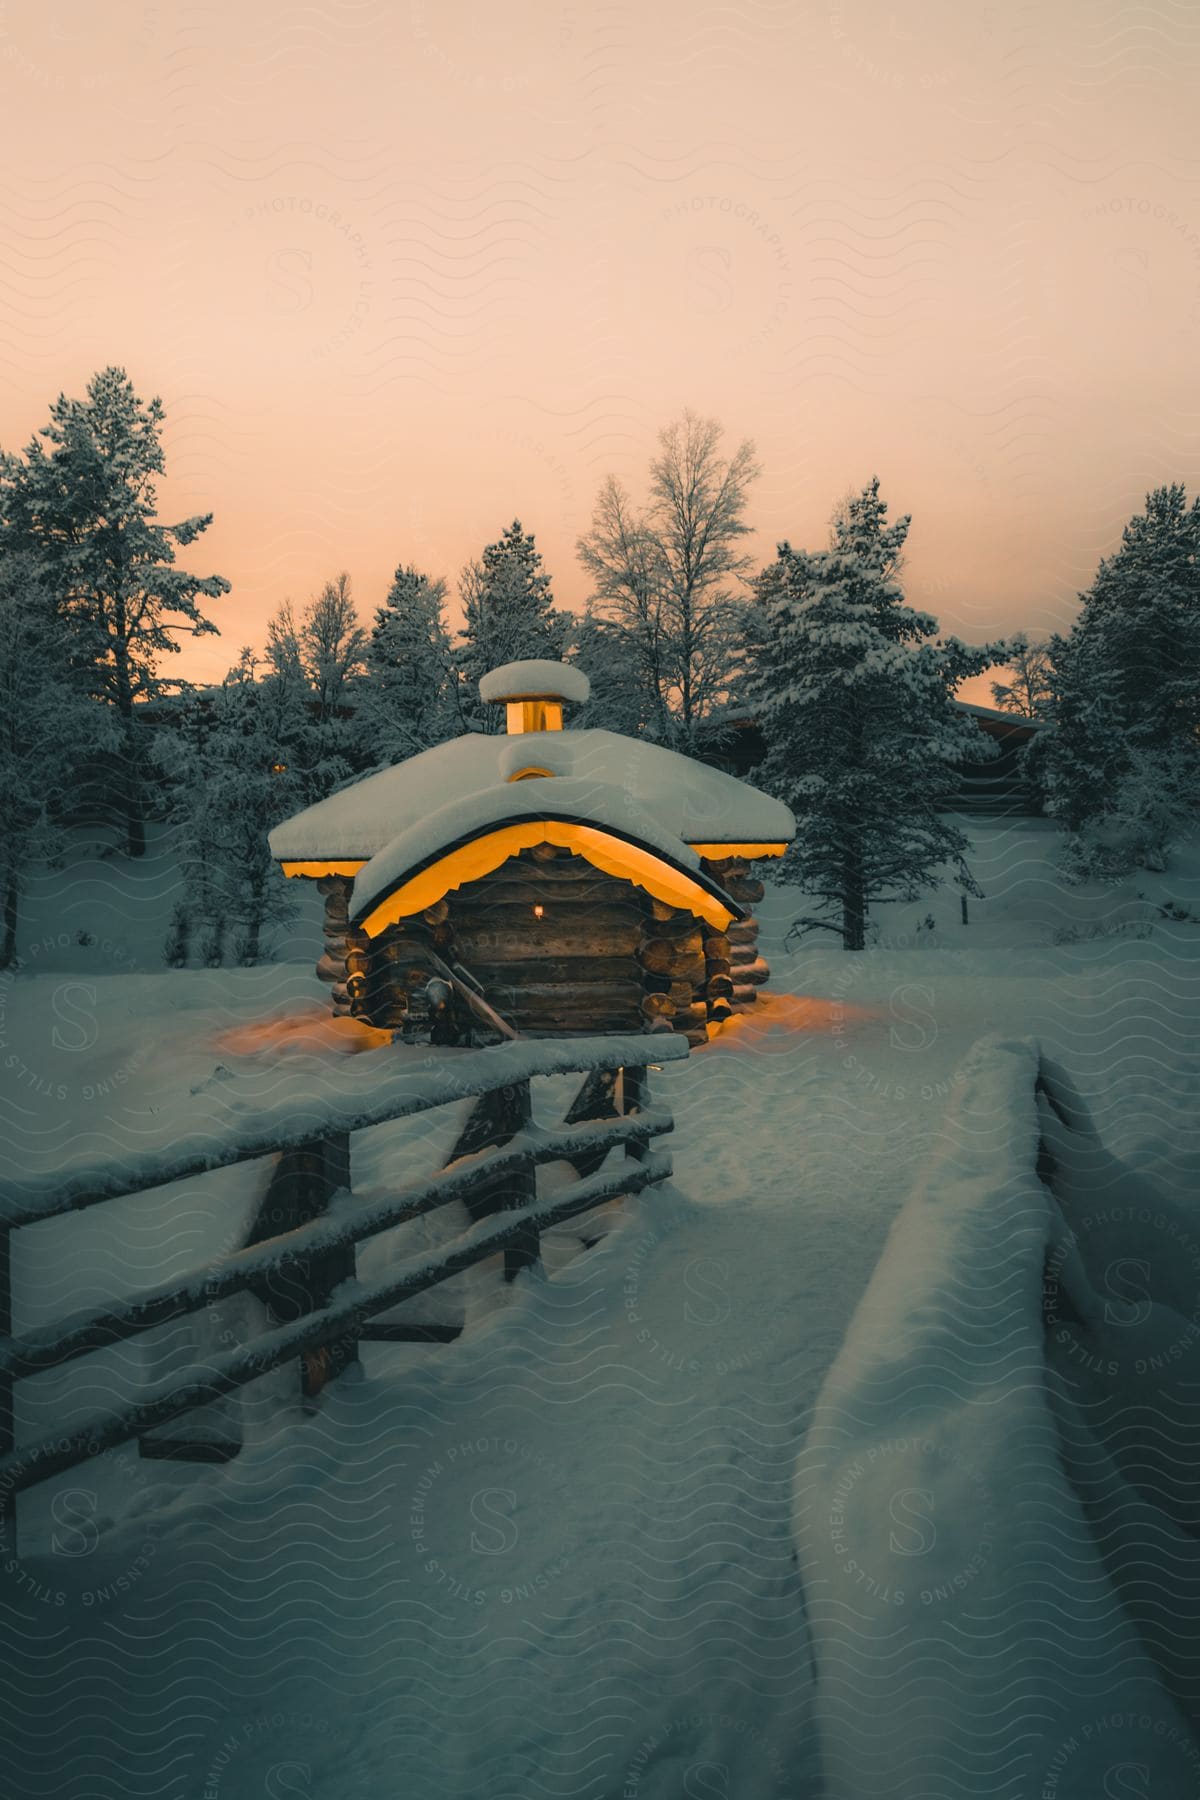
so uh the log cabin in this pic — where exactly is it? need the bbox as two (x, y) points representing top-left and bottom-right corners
(269, 661), (795, 1046)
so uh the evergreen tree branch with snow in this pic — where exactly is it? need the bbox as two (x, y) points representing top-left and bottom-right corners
(745, 478), (1005, 949)
(0, 368), (230, 858)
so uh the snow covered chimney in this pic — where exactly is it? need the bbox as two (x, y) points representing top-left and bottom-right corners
(478, 659), (591, 734)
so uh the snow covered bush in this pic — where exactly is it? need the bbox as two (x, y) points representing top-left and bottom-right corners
(1059, 748), (1196, 880)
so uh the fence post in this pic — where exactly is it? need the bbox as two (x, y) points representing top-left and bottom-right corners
(501, 1080), (538, 1282)
(621, 1066), (649, 1165)
(246, 1131), (358, 1399)
(449, 1080), (538, 1282)
(562, 1067), (621, 1180)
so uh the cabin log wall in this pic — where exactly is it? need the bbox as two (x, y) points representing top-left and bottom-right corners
(316, 849), (771, 1044)
(451, 849), (647, 1036)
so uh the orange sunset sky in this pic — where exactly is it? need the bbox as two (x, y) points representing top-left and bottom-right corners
(2, 0), (1199, 707)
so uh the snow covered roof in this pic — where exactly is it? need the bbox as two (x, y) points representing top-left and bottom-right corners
(954, 701), (1045, 732)
(348, 776), (745, 933)
(479, 659), (591, 705)
(269, 728), (795, 864)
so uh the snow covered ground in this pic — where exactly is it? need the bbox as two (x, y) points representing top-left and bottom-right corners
(1, 818), (1198, 1798)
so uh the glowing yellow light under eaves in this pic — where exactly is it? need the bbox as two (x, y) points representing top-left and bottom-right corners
(280, 860), (367, 879)
(355, 821), (738, 937)
(687, 842), (789, 860)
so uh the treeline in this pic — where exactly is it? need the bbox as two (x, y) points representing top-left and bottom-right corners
(1, 367), (1197, 967)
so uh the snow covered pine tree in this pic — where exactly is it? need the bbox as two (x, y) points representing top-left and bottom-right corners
(362, 563), (458, 757)
(1043, 483), (1200, 875)
(745, 478), (1004, 950)
(263, 584), (367, 802)
(0, 367), (229, 857)
(457, 521), (570, 732)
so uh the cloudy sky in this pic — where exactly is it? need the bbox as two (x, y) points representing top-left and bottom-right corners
(2, 0), (1198, 699)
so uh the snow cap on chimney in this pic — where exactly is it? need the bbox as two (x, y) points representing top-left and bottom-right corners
(480, 659), (590, 734)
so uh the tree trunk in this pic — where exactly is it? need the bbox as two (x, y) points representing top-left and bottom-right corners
(125, 795), (146, 860)
(116, 677), (145, 859)
(843, 842), (865, 951)
(1, 879), (17, 970)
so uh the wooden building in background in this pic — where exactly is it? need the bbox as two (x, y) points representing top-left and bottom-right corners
(269, 661), (795, 1046)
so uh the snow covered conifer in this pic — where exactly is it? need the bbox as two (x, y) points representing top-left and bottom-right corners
(0, 368), (230, 856)
(745, 478), (999, 949)
(457, 521), (569, 730)
(0, 552), (115, 966)
(160, 652), (300, 964)
(363, 563), (458, 758)
(263, 586), (364, 800)
(1043, 484), (1200, 873)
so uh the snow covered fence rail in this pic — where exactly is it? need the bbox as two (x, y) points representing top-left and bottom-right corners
(0, 1034), (686, 1514)
(794, 1035), (1200, 1800)
(0, 1032), (683, 1228)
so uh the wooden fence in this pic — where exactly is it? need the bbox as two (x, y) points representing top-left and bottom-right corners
(0, 1034), (687, 1521)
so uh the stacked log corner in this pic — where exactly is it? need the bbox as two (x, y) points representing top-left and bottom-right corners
(316, 875), (354, 1017)
(700, 857), (769, 1014)
(636, 904), (708, 1048)
(370, 909), (455, 1034)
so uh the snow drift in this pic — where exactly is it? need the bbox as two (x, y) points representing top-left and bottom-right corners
(794, 1034), (1200, 1800)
